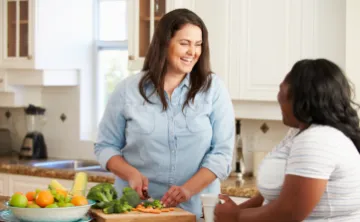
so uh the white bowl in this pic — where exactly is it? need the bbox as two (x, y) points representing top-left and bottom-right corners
(6, 200), (95, 222)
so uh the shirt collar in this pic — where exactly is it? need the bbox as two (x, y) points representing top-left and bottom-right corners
(179, 73), (190, 88)
(144, 72), (190, 90)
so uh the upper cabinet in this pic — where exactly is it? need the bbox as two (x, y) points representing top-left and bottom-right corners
(346, 0), (360, 104)
(0, 0), (93, 70)
(192, 0), (345, 120)
(127, 0), (194, 71)
(0, 0), (32, 68)
(227, 0), (345, 102)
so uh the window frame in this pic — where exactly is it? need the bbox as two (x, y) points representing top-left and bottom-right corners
(93, 0), (129, 124)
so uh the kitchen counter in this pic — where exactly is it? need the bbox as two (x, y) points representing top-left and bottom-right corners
(0, 156), (258, 198)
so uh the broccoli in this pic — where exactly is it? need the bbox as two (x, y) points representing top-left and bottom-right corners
(120, 187), (141, 207)
(102, 199), (133, 214)
(143, 199), (163, 209)
(151, 199), (163, 209)
(103, 202), (115, 214)
(86, 183), (117, 208)
(114, 199), (133, 213)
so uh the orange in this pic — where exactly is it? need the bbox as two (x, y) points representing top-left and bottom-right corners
(26, 191), (36, 201)
(35, 190), (54, 208)
(14, 192), (23, 195)
(71, 195), (88, 206)
(56, 189), (68, 197)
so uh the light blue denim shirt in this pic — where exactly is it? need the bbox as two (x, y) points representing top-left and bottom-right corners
(95, 72), (235, 218)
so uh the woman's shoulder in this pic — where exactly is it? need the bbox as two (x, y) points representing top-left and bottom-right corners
(294, 124), (354, 148)
(113, 71), (144, 93)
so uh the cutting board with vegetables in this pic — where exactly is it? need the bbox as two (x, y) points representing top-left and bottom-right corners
(90, 208), (196, 222)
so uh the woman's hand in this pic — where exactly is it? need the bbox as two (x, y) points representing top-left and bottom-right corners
(126, 169), (149, 200)
(161, 186), (192, 207)
(214, 194), (239, 222)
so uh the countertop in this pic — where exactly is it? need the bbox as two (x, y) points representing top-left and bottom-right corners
(0, 155), (258, 198)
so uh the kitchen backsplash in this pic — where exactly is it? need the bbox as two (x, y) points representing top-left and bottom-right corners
(0, 87), (95, 160)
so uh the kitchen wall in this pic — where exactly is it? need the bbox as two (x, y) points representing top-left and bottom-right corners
(0, 87), (95, 160)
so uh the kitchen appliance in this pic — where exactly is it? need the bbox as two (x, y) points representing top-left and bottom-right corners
(90, 208), (195, 222)
(19, 105), (48, 160)
(0, 128), (13, 156)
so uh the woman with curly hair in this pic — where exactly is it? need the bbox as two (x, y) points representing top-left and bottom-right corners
(215, 59), (360, 221)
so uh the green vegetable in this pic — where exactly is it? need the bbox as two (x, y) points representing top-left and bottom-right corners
(86, 183), (117, 203)
(120, 186), (141, 207)
(143, 199), (163, 209)
(101, 199), (133, 214)
(87, 184), (142, 214)
(114, 199), (133, 213)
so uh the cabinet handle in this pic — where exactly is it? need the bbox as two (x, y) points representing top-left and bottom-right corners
(27, 55), (32, 60)
(128, 55), (135, 60)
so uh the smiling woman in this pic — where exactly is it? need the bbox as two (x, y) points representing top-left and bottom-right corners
(94, 8), (235, 219)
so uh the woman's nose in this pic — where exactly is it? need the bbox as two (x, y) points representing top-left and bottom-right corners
(187, 46), (195, 56)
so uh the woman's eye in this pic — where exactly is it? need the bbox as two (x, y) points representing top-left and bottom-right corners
(180, 42), (188, 46)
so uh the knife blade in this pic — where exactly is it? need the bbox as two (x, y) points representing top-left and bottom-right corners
(142, 189), (154, 202)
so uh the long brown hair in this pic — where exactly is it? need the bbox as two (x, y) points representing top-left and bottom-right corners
(139, 8), (212, 111)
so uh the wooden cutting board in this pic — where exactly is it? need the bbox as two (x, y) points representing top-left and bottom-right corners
(90, 208), (196, 222)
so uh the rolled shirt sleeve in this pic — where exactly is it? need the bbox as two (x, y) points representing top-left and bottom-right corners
(200, 75), (235, 180)
(94, 83), (126, 170)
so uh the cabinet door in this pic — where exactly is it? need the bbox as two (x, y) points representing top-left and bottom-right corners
(0, 174), (9, 196)
(2, 0), (32, 62)
(128, 0), (167, 71)
(228, 0), (345, 101)
(8, 175), (73, 194)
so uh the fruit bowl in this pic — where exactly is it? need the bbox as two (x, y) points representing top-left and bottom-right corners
(5, 199), (95, 222)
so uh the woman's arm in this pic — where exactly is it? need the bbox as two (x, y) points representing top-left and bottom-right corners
(106, 155), (139, 181)
(181, 168), (217, 196)
(94, 84), (126, 171)
(200, 75), (235, 182)
(235, 175), (327, 222)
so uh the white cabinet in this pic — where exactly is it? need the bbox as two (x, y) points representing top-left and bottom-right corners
(191, 0), (346, 120)
(227, 0), (345, 102)
(127, 0), (195, 71)
(0, 0), (92, 71)
(0, 70), (6, 91)
(346, 0), (360, 104)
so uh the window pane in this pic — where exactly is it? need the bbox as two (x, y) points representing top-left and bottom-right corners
(7, 1), (16, 57)
(98, 49), (129, 104)
(99, 0), (127, 41)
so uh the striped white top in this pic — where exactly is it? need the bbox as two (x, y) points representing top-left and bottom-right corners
(257, 124), (360, 221)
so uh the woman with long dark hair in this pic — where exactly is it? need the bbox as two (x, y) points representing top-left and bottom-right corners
(215, 59), (360, 221)
(95, 8), (234, 218)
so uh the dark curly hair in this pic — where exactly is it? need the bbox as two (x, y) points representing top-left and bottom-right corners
(285, 59), (360, 153)
(139, 8), (212, 111)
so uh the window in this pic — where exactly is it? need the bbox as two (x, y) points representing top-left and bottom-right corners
(95, 0), (129, 122)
